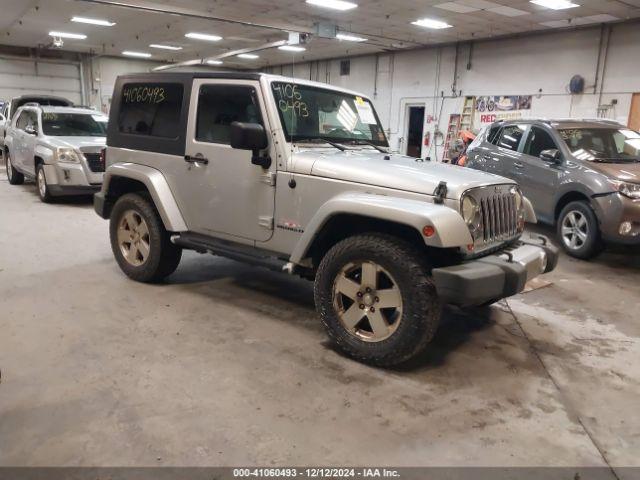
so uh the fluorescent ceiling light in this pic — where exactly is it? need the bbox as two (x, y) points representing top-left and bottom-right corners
(278, 45), (306, 52)
(336, 33), (367, 42)
(49, 31), (87, 39)
(71, 16), (115, 26)
(122, 51), (152, 58)
(149, 44), (183, 50)
(306, 0), (357, 11)
(530, 0), (579, 10)
(185, 32), (222, 42)
(411, 18), (453, 29)
(207, 60), (224, 65)
(237, 53), (259, 59)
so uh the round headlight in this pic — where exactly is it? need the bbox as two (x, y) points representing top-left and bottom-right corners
(511, 186), (523, 211)
(462, 196), (481, 230)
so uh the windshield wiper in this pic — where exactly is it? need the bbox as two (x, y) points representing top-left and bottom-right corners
(293, 137), (347, 151)
(344, 139), (388, 153)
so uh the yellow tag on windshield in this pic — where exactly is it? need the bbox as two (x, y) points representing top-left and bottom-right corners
(355, 96), (365, 105)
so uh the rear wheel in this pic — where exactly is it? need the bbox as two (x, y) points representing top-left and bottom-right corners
(109, 193), (182, 283)
(6, 151), (24, 185)
(557, 201), (603, 259)
(314, 233), (442, 367)
(36, 164), (53, 203)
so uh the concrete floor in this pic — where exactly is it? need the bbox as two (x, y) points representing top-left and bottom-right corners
(1, 165), (639, 475)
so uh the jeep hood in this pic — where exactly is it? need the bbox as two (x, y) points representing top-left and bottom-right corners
(293, 148), (515, 199)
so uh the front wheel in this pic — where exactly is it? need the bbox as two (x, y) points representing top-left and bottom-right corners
(557, 201), (603, 260)
(6, 151), (24, 185)
(314, 233), (442, 367)
(36, 164), (53, 203)
(109, 193), (182, 283)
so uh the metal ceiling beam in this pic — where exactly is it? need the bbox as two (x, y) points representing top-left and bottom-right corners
(75, 0), (426, 48)
(153, 40), (288, 71)
(75, 0), (313, 34)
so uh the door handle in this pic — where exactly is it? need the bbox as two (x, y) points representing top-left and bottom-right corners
(184, 154), (209, 165)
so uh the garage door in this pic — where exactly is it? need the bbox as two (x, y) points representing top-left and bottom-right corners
(0, 56), (82, 104)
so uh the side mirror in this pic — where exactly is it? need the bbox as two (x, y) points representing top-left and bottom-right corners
(540, 149), (561, 164)
(24, 125), (37, 135)
(230, 122), (270, 169)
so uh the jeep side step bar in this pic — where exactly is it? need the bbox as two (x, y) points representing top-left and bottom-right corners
(171, 232), (293, 274)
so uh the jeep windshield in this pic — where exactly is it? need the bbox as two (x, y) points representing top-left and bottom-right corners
(559, 127), (640, 163)
(42, 112), (107, 137)
(271, 82), (388, 148)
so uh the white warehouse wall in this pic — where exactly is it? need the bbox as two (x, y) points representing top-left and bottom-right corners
(267, 21), (640, 161)
(84, 56), (164, 113)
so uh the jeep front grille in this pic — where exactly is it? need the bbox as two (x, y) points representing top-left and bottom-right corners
(480, 194), (518, 243)
(462, 185), (523, 250)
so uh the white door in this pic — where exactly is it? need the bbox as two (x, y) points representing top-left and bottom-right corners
(175, 79), (276, 242)
(0, 58), (82, 104)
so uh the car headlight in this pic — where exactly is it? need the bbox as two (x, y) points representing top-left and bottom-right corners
(461, 195), (481, 231)
(610, 180), (640, 200)
(56, 147), (81, 164)
(511, 186), (523, 211)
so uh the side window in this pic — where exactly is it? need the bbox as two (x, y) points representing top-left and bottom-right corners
(487, 124), (501, 144)
(117, 83), (183, 138)
(524, 126), (559, 158)
(15, 111), (30, 130)
(497, 124), (526, 151)
(195, 85), (263, 145)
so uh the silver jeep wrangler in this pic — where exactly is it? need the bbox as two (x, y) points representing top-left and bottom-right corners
(94, 72), (558, 366)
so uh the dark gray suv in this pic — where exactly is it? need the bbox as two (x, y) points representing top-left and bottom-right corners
(466, 119), (640, 259)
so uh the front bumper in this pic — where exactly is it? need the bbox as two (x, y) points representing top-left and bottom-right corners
(432, 236), (559, 307)
(43, 162), (103, 192)
(592, 193), (640, 245)
(94, 191), (110, 219)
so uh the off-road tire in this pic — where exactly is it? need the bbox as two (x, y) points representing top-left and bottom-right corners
(109, 193), (182, 283)
(314, 233), (442, 367)
(36, 164), (53, 203)
(5, 150), (24, 185)
(557, 201), (603, 260)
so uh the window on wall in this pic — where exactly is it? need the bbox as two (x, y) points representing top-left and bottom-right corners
(497, 124), (527, 151)
(117, 83), (184, 138)
(195, 84), (263, 145)
(340, 60), (351, 76)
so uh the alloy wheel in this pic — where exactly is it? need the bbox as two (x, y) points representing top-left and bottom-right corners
(332, 260), (403, 342)
(37, 168), (46, 198)
(561, 210), (588, 250)
(6, 155), (12, 181)
(117, 210), (151, 267)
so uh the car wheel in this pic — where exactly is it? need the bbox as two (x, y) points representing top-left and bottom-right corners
(5, 150), (24, 185)
(314, 233), (442, 367)
(36, 164), (53, 203)
(557, 201), (603, 260)
(109, 193), (182, 283)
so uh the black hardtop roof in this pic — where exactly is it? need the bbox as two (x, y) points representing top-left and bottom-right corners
(116, 71), (264, 82)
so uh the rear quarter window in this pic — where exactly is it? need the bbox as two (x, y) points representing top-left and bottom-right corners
(117, 83), (183, 138)
(487, 124), (501, 144)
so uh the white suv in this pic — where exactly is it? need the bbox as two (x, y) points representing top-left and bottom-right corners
(5, 105), (108, 202)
